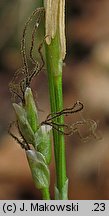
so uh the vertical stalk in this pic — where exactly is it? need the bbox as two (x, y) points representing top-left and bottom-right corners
(45, 33), (68, 199)
(41, 188), (50, 200)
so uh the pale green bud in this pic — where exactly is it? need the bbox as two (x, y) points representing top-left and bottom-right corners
(13, 103), (37, 146)
(26, 150), (50, 189)
(24, 87), (39, 133)
(37, 125), (52, 164)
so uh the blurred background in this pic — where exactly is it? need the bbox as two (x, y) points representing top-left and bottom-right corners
(1, 0), (109, 199)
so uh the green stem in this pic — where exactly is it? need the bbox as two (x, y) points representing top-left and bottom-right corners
(41, 188), (50, 200)
(45, 33), (68, 199)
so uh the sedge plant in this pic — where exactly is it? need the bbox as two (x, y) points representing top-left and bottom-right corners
(9, 1), (98, 200)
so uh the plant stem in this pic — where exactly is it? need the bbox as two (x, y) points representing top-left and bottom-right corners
(45, 33), (68, 199)
(41, 188), (50, 200)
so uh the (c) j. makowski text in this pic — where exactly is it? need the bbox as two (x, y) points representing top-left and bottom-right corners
(20, 202), (79, 212)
